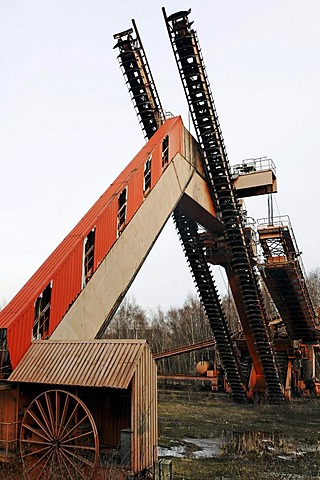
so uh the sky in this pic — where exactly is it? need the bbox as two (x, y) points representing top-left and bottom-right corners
(1, 0), (319, 313)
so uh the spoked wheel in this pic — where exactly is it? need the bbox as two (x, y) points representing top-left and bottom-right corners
(20, 389), (99, 480)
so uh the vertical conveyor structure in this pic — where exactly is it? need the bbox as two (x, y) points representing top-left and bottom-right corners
(114, 22), (246, 401)
(163, 8), (283, 401)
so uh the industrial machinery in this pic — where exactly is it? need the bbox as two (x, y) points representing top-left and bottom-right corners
(0, 7), (319, 479)
(113, 17), (246, 403)
(257, 215), (320, 398)
(155, 341), (227, 393)
(114, 9), (319, 400)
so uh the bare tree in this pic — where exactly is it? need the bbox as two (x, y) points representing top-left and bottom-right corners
(306, 267), (320, 309)
(105, 296), (148, 339)
(105, 294), (217, 375)
(221, 293), (241, 336)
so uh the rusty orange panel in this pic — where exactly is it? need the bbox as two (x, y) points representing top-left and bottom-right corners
(151, 143), (162, 182)
(7, 307), (33, 369)
(127, 168), (144, 221)
(94, 201), (118, 268)
(0, 116), (183, 369)
(49, 244), (83, 334)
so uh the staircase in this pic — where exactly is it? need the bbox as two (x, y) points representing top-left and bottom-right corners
(258, 216), (320, 343)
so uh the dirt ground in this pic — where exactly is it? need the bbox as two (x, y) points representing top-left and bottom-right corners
(158, 388), (320, 480)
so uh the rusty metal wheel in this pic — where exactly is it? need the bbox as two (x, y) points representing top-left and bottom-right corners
(20, 389), (99, 480)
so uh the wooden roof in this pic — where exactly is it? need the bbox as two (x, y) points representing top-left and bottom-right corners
(8, 339), (149, 389)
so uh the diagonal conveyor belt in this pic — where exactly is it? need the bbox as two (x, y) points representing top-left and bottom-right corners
(163, 8), (283, 401)
(113, 20), (164, 140)
(114, 21), (246, 401)
(173, 208), (246, 400)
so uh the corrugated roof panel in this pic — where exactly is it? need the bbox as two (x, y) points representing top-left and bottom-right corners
(8, 339), (147, 389)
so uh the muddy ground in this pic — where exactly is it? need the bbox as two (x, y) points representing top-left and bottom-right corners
(0, 388), (319, 479)
(158, 388), (320, 480)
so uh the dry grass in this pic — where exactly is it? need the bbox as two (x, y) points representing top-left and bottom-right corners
(158, 389), (320, 479)
(0, 455), (130, 480)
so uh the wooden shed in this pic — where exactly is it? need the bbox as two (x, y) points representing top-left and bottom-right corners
(1, 339), (157, 478)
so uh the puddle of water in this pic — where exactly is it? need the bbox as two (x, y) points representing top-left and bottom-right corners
(159, 432), (319, 460)
(159, 437), (225, 459)
(184, 437), (225, 458)
(158, 444), (186, 458)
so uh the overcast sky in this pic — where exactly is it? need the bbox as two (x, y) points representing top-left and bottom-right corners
(1, 0), (319, 312)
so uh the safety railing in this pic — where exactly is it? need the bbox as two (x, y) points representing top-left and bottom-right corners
(257, 215), (291, 229)
(231, 156), (276, 177)
(257, 215), (301, 262)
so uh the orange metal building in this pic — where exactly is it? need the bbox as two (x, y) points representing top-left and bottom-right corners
(0, 117), (183, 372)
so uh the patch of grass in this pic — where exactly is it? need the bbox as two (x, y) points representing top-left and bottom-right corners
(170, 454), (320, 480)
(158, 391), (320, 479)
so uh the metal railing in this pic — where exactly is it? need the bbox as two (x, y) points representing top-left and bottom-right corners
(257, 214), (291, 229)
(231, 156), (276, 177)
(257, 215), (301, 261)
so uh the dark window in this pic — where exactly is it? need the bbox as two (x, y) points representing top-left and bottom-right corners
(143, 156), (152, 194)
(162, 135), (169, 168)
(33, 282), (52, 340)
(118, 187), (127, 235)
(83, 229), (95, 286)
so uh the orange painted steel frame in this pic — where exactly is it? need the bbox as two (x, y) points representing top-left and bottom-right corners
(0, 117), (183, 370)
